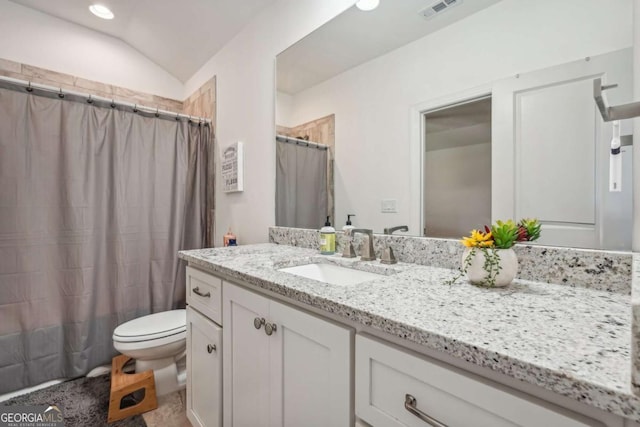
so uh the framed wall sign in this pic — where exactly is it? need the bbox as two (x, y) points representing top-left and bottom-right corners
(222, 141), (244, 193)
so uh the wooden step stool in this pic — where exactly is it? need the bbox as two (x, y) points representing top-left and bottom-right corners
(107, 354), (158, 423)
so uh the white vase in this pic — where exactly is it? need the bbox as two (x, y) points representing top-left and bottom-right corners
(461, 248), (518, 287)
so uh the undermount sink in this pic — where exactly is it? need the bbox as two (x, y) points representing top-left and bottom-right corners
(278, 263), (385, 286)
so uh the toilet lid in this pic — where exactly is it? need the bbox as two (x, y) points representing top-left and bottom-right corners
(113, 309), (186, 343)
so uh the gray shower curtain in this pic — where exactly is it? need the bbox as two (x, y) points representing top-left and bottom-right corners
(0, 85), (213, 393)
(275, 140), (327, 229)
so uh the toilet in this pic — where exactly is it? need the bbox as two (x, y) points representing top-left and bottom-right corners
(112, 309), (187, 396)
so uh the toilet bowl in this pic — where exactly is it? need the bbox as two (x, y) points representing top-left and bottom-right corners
(113, 309), (187, 396)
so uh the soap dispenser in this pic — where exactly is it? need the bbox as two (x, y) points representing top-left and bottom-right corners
(343, 214), (356, 232)
(319, 216), (336, 255)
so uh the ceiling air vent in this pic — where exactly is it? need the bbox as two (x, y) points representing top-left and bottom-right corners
(419, 0), (463, 20)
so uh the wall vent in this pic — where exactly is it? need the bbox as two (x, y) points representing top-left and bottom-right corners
(419, 0), (463, 20)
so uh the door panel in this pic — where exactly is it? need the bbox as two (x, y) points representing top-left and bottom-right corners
(186, 307), (222, 427)
(493, 48), (632, 249)
(269, 300), (353, 427)
(516, 78), (596, 224)
(223, 283), (271, 427)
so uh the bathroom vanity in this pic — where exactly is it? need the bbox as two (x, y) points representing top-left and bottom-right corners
(179, 234), (640, 427)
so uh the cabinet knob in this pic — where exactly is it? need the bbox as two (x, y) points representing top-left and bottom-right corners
(207, 344), (216, 354)
(254, 317), (266, 329)
(265, 323), (277, 336)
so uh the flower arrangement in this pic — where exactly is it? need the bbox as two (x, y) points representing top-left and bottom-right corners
(447, 218), (541, 287)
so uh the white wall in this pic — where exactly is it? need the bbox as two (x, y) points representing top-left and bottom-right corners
(280, 0), (633, 234)
(276, 91), (294, 128)
(184, 0), (353, 245)
(0, 0), (183, 100)
(424, 143), (491, 238)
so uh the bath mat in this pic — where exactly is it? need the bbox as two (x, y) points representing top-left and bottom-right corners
(1, 375), (147, 427)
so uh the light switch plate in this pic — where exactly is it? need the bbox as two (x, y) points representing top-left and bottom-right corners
(381, 199), (397, 213)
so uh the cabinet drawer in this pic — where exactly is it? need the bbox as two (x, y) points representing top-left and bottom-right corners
(355, 335), (602, 427)
(186, 266), (222, 325)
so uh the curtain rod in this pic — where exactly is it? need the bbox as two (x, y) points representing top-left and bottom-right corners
(276, 134), (328, 150)
(0, 75), (212, 125)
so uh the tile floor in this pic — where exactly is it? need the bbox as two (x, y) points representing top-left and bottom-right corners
(142, 389), (191, 427)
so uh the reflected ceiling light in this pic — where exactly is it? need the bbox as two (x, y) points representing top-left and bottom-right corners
(89, 4), (114, 20)
(355, 0), (379, 11)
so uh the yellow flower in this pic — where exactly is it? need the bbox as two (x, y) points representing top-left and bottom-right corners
(461, 229), (494, 248)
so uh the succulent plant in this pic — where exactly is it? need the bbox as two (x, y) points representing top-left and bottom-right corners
(490, 220), (518, 249)
(447, 218), (542, 287)
(519, 218), (541, 242)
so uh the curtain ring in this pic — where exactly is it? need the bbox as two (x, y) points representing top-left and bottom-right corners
(175, 113), (180, 121)
(133, 104), (138, 113)
(87, 94), (93, 104)
(26, 81), (33, 93)
(155, 108), (160, 118)
(110, 99), (116, 108)
(58, 88), (64, 99)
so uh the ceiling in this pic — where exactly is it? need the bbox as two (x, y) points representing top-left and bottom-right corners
(10, 0), (276, 82)
(425, 97), (492, 151)
(277, 0), (502, 95)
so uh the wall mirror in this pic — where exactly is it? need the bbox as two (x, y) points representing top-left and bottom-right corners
(275, 0), (634, 250)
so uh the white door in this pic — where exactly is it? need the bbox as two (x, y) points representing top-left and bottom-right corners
(223, 283), (271, 427)
(492, 48), (633, 249)
(187, 307), (222, 427)
(269, 300), (353, 427)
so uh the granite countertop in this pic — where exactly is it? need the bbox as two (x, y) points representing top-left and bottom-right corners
(178, 243), (639, 421)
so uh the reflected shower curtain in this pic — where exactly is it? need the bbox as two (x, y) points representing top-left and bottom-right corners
(276, 140), (327, 229)
(0, 85), (213, 393)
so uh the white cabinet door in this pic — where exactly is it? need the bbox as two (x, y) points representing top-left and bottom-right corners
(356, 335), (603, 427)
(269, 299), (353, 427)
(187, 307), (222, 427)
(223, 283), (271, 427)
(493, 48), (632, 249)
(223, 281), (353, 427)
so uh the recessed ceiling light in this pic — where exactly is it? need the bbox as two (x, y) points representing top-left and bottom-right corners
(355, 0), (379, 11)
(89, 4), (114, 20)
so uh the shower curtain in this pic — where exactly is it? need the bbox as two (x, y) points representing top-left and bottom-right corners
(0, 84), (213, 393)
(275, 140), (328, 229)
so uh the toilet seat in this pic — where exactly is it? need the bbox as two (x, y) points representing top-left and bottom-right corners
(113, 309), (186, 344)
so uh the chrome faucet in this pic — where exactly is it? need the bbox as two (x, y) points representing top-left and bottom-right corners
(384, 225), (408, 235)
(381, 225), (408, 265)
(342, 228), (376, 261)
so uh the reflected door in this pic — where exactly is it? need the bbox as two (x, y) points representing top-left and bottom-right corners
(492, 49), (633, 249)
(423, 97), (492, 238)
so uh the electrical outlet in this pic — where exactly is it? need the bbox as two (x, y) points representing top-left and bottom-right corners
(381, 199), (397, 213)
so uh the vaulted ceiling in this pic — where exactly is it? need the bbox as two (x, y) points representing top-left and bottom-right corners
(277, 0), (502, 95)
(10, 0), (276, 82)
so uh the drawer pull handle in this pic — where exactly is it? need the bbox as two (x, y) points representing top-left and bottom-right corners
(207, 344), (216, 353)
(265, 323), (277, 336)
(405, 394), (448, 427)
(254, 317), (266, 329)
(193, 287), (211, 298)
